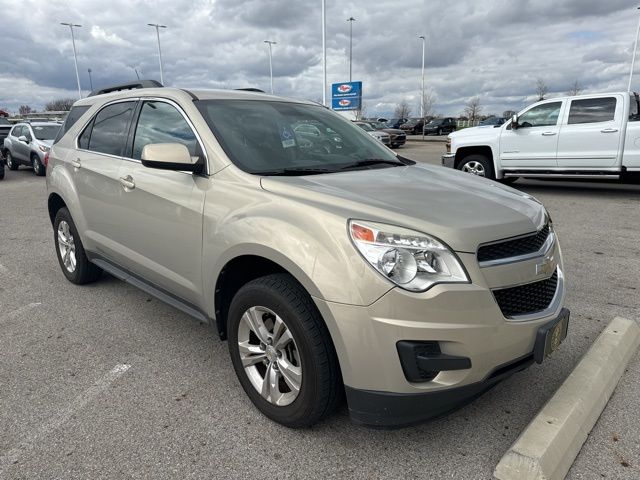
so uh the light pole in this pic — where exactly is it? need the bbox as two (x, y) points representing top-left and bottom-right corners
(419, 35), (426, 119)
(629, 6), (640, 92)
(347, 17), (355, 82)
(147, 23), (167, 85)
(60, 22), (82, 99)
(87, 68), (93, 91)
(264, 40), (276, 94)
(322, 0), (327, 106)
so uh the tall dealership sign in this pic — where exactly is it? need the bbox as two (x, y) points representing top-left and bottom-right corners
(331, 81), (362, 111)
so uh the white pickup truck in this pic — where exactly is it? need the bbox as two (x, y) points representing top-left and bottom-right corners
(442, 91), (640, 182)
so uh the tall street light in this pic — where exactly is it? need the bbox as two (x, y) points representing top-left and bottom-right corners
(60, 22), (82, 99)
(87, 68), (93, 91)
(147, 23), (167, 85)
(419, 35), (426, 119)
(322, 0), (327, 106)
(347, 17), (356, 82)
(629, 6), (640, 92)
(264, 40), (276, 94)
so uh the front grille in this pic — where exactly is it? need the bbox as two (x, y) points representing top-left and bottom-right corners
(493, 269), (558, 317)
(478, 224), (550, 263)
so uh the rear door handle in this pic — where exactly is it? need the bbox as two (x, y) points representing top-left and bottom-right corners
(541, 131), (557, 136)
(119, 175), (135, 190)
(71, 158), (81, 169)
(601, 128), (619, 133)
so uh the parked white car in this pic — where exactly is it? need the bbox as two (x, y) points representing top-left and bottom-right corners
(442, 92), (640, 182)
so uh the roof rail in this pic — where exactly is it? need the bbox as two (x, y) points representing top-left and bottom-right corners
(88, 79), (163, 97)
(235, 88), (266, 93)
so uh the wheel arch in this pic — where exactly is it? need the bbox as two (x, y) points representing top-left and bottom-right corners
(454, 145), (495, 170)
(48, 192), (67, 225)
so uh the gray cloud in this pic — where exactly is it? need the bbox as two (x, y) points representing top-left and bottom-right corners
(0, 0), (637, 117)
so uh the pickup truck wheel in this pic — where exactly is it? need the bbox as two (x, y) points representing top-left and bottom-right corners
(6, 152), (18, 170)
(32, 154), (45, 176)
(53, 208), (102, 284)
(228, 273), (341, 427)
(459, 154), (495, 179)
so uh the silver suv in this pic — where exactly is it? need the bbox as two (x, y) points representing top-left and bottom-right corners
(3, 122), (60, 176)
(46, 82), (569, 427)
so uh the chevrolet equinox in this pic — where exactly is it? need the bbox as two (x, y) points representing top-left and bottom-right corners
(46, 82), (569, 427)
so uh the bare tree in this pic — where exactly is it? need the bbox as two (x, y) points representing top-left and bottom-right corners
(535, 78), (548, 101)
(421, 90), (436, 119)
(394, 99), (412, 119)
(19, 105), (33, 116)
(355, 102), (367, 120)
(567, 80), (582, 96)
(44, 98), (75, 111)
(503, 110), (517, 118)
(464, 96), (482, 121)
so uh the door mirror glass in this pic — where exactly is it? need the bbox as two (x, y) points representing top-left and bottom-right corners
(141, 143), (201, 172)
(511, 114), (518, 129)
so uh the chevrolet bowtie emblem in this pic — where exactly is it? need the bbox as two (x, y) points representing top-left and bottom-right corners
(536, 254), (555, 276)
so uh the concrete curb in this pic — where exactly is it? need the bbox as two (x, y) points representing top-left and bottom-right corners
(494, 316), (640, 480)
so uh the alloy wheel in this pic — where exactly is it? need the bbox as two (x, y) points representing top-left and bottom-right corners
(57, 221), (77, 273)
(237, 306), (302, 406)
(461, 160), (486, 177)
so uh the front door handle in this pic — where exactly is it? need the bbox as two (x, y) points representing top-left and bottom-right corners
(601, 128), (619, 133)
(541, 131), (557, 136)
(71, 158), (81, 169)
(119, 175), (135, 190)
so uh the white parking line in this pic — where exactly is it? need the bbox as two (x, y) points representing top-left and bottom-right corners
(0, 363), (131, 472)
(1, 302), (41, 322)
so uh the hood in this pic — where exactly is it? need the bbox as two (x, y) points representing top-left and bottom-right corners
(39, 139), (54, 147)
(261, 163), (545, 253)
(450, 125), (501, 141)
(381, 128), (404, 135)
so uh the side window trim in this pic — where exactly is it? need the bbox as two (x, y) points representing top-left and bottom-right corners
(128, 97), (209, 174)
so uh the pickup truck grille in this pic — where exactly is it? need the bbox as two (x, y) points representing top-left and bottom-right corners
(492, 269), (558, 318)
(478, 224), (550, 263)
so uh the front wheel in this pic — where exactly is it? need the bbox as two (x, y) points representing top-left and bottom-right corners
(32, 154), (45, 176)
(227, 274), (341, 427)
(6, 152), (18, 170)
(458, 154), (495, 180)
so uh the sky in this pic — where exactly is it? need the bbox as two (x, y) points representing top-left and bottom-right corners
(0, 0), (639, 117)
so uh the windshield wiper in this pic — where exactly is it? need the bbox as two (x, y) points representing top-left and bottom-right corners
(259, 166), (332, 176)
(340, 158), (407, 170)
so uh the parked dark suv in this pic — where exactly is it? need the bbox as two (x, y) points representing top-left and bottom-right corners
(399, 117), (425, 135)
(424, 117), (457, 135)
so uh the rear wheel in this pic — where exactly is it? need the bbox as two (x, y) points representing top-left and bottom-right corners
(32, 154), (45, 176)
(6, 152), (18, 170)
(228, 274), (341, 427)
(458, 154), (495, 180)
(53, 208), (102, 284)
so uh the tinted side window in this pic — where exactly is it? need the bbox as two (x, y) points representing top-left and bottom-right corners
(132, 101), (198, 160)
(568, 98), (616, 125)
(630, 95), (640, 122)
(55, 105), (90, 143)
(86, 102), (136, 156)
(518, 102), (562, 128)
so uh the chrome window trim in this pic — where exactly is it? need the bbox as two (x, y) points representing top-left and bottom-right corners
(494, 268), (564, 322)
(478, 229), (555, 268)
(73, 96), (209, 175)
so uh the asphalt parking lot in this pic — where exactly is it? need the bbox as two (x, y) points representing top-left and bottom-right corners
(1, 144), (639, 479)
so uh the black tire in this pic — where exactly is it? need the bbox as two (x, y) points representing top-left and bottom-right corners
(457, 154), (495, 180)
(6, 152), (18, 170)
(32, 154), (45, 176)
(0, 164), (4, 180)
(53, 207), (102, 284)
(228, 273), (341, 428)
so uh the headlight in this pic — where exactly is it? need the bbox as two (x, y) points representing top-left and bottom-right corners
(349, 220), (469, 292)
(38, 145), (50, 153)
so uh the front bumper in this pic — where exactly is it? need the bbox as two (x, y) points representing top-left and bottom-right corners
(442, 153), (456, 168)
(312, 243), (566, 426)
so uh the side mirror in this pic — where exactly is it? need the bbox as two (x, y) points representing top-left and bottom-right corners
(511, 114), (519, 129)
(141, 143), (202, 173)
(18, 135), (29, 143)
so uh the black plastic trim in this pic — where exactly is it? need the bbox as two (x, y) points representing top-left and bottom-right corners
(397, 341), (471, 382)
(88, 79), (163, 97)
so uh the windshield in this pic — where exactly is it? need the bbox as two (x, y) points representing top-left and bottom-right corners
(356, 122), (374, 132)
(32, 125), (60, 140)
(427, 119), (443, 125)
(196, 100), (401, 175)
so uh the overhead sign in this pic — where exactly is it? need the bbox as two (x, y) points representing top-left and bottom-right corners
(331, 81), (362, 111)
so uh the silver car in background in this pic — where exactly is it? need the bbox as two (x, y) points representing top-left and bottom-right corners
(3, 122), (61, 176)
(354, 121), (390, 146)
